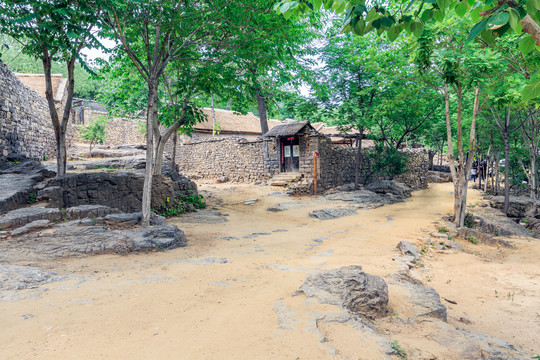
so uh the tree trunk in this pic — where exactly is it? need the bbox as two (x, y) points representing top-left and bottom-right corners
(141, 80), (158, 227)
(170, 131), (177, 171)
(495, 153), (501, 194)
(211, 93), (217, 137)
(257, 92), (269, 135)
(354, 132), (364, 190)
(503, 131), (510, 215)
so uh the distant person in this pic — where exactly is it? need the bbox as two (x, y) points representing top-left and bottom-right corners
(471, 167), (477, 182)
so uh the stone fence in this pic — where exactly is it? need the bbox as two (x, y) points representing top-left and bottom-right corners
(175, 135), (429, 190)
(0, 62), (73, 162)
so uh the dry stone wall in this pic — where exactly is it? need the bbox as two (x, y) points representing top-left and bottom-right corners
(175, 134), (428, 190)
(0, 62), (57, 161)
(75, 109), (146, 146)
(176, 137), (280, 182)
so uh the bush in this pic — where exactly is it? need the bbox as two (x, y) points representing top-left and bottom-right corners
(364, 143), (407, 182)
(464, 213), (476, 229)
(79, 116), (107, 156)
(153, 191), (206, 217)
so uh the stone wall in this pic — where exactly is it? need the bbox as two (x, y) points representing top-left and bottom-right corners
(175, 134), (429, 190)
(0, 62), (56, 161)
(76, 109), (146, 146)
(176, 137), (280, 182)
(0, 62), (75, 162)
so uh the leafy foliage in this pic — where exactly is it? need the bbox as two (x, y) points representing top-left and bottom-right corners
(79, 116), (107, 156)
(153, 191), (206, 218)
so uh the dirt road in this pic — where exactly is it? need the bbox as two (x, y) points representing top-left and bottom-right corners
(1, 182), (538, 359)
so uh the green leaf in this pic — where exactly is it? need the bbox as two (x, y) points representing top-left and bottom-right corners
(467, 19), (488, 41)
(313, 0), (323, 9)
(522, 79), (540, 101)
(366, 7), (377, 21)
(334, 2), (346, 14)
(480, 29), (496, 44)
(411, 21), (425, 38)
(437, 0), (451, 10)
(470, 6), (481, 22)
(433, 9), (445, 22)
(487, 11), (509, 28)
(533, 0), (540, 10)
(519, 36), (536, 54)
(387, 26), (401, 41)
(421, 8), (434, 22)
(353, 18), (365, 35)
(508, 9), (523, 32)
(324, 0), (334, 10)
(455, 1), (469, 17)
(279, 2), (291, 13)
(380, 16), (394, 27)
(404, 0), (417, 12)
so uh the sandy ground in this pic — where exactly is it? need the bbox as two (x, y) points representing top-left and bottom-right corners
(1, 182), (539, 359)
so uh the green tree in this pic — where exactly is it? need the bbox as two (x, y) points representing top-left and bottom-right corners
(0, 0), (99, 176)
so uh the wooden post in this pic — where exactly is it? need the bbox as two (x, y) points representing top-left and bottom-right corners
(314, 151), (318, 196)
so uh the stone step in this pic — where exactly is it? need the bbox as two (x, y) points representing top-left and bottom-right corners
(270, 172), (304, 186)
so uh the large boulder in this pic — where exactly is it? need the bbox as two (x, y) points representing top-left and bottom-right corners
(0, 206), (60, 230)
(366, 180), (412, 198)
(39, 170), (198, 213)
(293, 265), (389, 319)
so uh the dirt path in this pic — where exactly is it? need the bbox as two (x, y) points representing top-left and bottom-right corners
(1, 183), (538, 359)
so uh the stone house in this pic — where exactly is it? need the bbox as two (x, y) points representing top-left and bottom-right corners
(175, 120), (429, 191)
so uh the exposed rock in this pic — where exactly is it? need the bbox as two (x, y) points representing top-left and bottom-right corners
(293, 265), (389, 319)
(70, 156), (146, 170)
(0, 206), (60, 230)
(69, 145), (145, 159)
(365, 180), (412, 198)
(0, 264), (63, 291)
(0, 224), (186, 262)
(396, 240), (421, 262)
(390, 281), (447, 321)
(308, 207), (358, 220)
(428, 170), (452, 183)
(179, 210), (228, 224)
(457, 228), (514, 248)
(104, 212), (166, 229)
(0, 159), (55, 213)
(39, 169), (197, 213)
(325, 190), (404, 209)
(470, 206), (532, 238)
(65, 205), (121, 219)
(488, 195), (537, 218)
(523, 217), (540, 237)
(10, 219), (51, 236)
(267, 201), (305, 212)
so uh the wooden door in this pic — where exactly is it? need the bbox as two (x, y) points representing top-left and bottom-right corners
(281, 136), (300, 172)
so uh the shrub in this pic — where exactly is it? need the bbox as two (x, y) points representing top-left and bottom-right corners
(464, 213), (476, 229)
(80, 116), (107, 156)
(153, 191), (206, 217)
(467, 235), (478, 244)
(438, 226), (449, 234)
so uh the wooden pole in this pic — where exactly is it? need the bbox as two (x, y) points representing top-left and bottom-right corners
(314, 152), (317, 196)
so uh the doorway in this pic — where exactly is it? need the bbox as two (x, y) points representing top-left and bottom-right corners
(280, 136), (300, 172)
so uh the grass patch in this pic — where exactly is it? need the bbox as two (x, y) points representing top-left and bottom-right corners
(153, 190), (206, 217)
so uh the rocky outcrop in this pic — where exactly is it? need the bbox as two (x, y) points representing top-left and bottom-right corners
(293, 265), (389, 319)
(396, 240), (421, 262)
(325, 190), (405, 209)
(308, 207), (358, 220)
(0, 264), (63, 291)
(365, 180), (412, 198)
(457, 228), (514, 248)
(488, 195), (537, 218)
(0, 206), (60, 230)
(39, 169), (197, 213)
(0, 224), (186, 262)
(0, 159), (55, 214)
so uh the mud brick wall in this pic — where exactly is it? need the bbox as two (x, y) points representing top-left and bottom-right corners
(176, 137), (280, 182)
